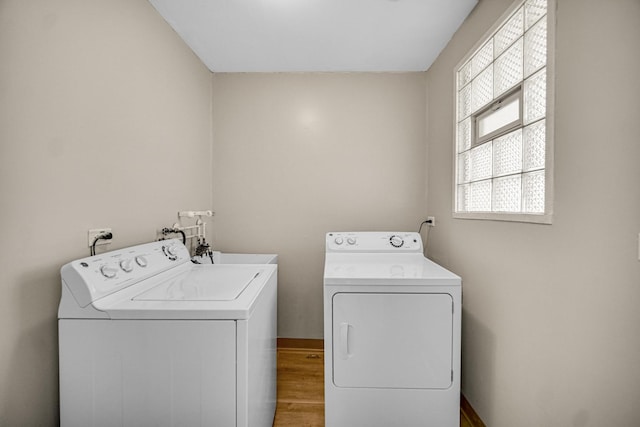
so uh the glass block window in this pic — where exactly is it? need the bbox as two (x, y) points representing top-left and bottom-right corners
(454, 0), (553, 221)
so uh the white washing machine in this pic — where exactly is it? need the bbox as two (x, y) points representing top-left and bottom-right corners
(323, 231), (461, 427)
(58, 239), (277, 427)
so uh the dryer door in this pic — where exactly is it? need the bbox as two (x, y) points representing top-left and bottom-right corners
(332, 292), (453, 389)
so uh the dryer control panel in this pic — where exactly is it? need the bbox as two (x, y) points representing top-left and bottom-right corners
(326, 232), (423, 253)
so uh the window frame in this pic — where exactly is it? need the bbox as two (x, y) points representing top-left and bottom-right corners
(474, 85), (523, 147)
(452, 0), (555, 224)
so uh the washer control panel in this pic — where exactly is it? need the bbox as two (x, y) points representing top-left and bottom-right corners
(61, 239), (190, 308)
(326, 232), (423, 253)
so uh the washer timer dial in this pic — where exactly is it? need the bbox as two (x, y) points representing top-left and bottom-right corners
(162, 245), (178, 261)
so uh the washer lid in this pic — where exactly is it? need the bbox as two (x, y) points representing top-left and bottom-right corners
(133, 267), (261, 301)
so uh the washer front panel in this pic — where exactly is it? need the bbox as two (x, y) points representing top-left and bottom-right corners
(59, 319), (236, 427)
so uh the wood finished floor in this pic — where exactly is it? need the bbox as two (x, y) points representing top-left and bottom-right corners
(273, 347), (474, 427)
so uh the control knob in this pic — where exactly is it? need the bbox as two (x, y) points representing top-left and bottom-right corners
(135, 255), (148, 268)
(100, 264), (118, 279)
(347, 237), (357, 245)
(389, 235), (404, 248)
(119, 259), (134, 273)
(334, 236), (344, 245)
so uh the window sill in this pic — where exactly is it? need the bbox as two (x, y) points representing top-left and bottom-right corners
(453, 211), (553, 224)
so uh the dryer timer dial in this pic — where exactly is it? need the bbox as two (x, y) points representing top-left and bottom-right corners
(389, 235), (404, 248)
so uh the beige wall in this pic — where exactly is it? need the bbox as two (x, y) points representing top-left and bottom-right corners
(211, 73), (427, 338)
(426, 0), (640, 426)
(3, 0), (638, 425)
(0, 0), (212, 424)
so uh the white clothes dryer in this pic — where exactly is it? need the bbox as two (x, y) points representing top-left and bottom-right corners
(323, 232), (461, 427)
(58, 239), (277, 427)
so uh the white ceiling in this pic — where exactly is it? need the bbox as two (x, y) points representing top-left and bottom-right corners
(148, 0), (477, 73)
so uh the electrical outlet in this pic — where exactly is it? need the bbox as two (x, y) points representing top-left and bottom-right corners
(427, 216), (436, 227)
(88, 228), (112, 248)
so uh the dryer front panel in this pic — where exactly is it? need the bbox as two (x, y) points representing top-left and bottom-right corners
(332, 292), (453, 389)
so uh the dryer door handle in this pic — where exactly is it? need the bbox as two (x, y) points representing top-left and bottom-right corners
(339, 322), (351, 359)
